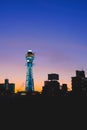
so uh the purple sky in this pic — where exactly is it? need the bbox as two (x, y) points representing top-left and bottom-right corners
(0, 0), (87, 92)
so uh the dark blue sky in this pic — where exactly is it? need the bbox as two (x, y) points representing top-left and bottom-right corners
(0, 0), (87, 91)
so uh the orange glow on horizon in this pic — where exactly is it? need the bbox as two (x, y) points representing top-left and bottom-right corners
(15, 82), (43, 93)
(15, 81), (72, 93)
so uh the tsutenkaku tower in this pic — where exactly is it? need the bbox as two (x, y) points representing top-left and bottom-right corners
(25, 50), (35, 91)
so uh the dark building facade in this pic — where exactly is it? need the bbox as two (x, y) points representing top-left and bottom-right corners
(72, 70), (87, 95)
(60, 84), (68, 96)
(0, 79), (15, 94)
(48, 73), (59, 80)
(42, 73), (60, 96)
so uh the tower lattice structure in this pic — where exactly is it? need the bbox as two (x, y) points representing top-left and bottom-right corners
(25, 50), (35, 91)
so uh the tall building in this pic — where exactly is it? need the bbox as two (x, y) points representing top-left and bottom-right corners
(42, 73), (60, 96)
(0, 79), (15, 94)
(72, 70), (87, 95)
(25, 50), (35, 92)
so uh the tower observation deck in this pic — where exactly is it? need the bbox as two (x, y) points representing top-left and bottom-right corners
(25, 50), (35, 92)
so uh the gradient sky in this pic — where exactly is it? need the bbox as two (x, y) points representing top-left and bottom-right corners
(0, 0), (87, 92)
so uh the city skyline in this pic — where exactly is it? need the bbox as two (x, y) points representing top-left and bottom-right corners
(0, 0), (87, 92)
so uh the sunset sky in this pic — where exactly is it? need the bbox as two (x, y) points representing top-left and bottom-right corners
(0, 0), (87, 92)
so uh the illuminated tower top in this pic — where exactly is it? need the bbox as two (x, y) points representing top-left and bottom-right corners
(26, 50), (35, 62)
(26, 50), (34, 58)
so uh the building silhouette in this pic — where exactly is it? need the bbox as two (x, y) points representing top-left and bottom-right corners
(71, 70), (87, 95)
(0, 79), (15, 94)
(60, 84), (68, 96)
(42, 73), (60, 96)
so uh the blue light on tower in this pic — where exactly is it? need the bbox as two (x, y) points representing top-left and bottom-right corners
(25, 50), (35, 91)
